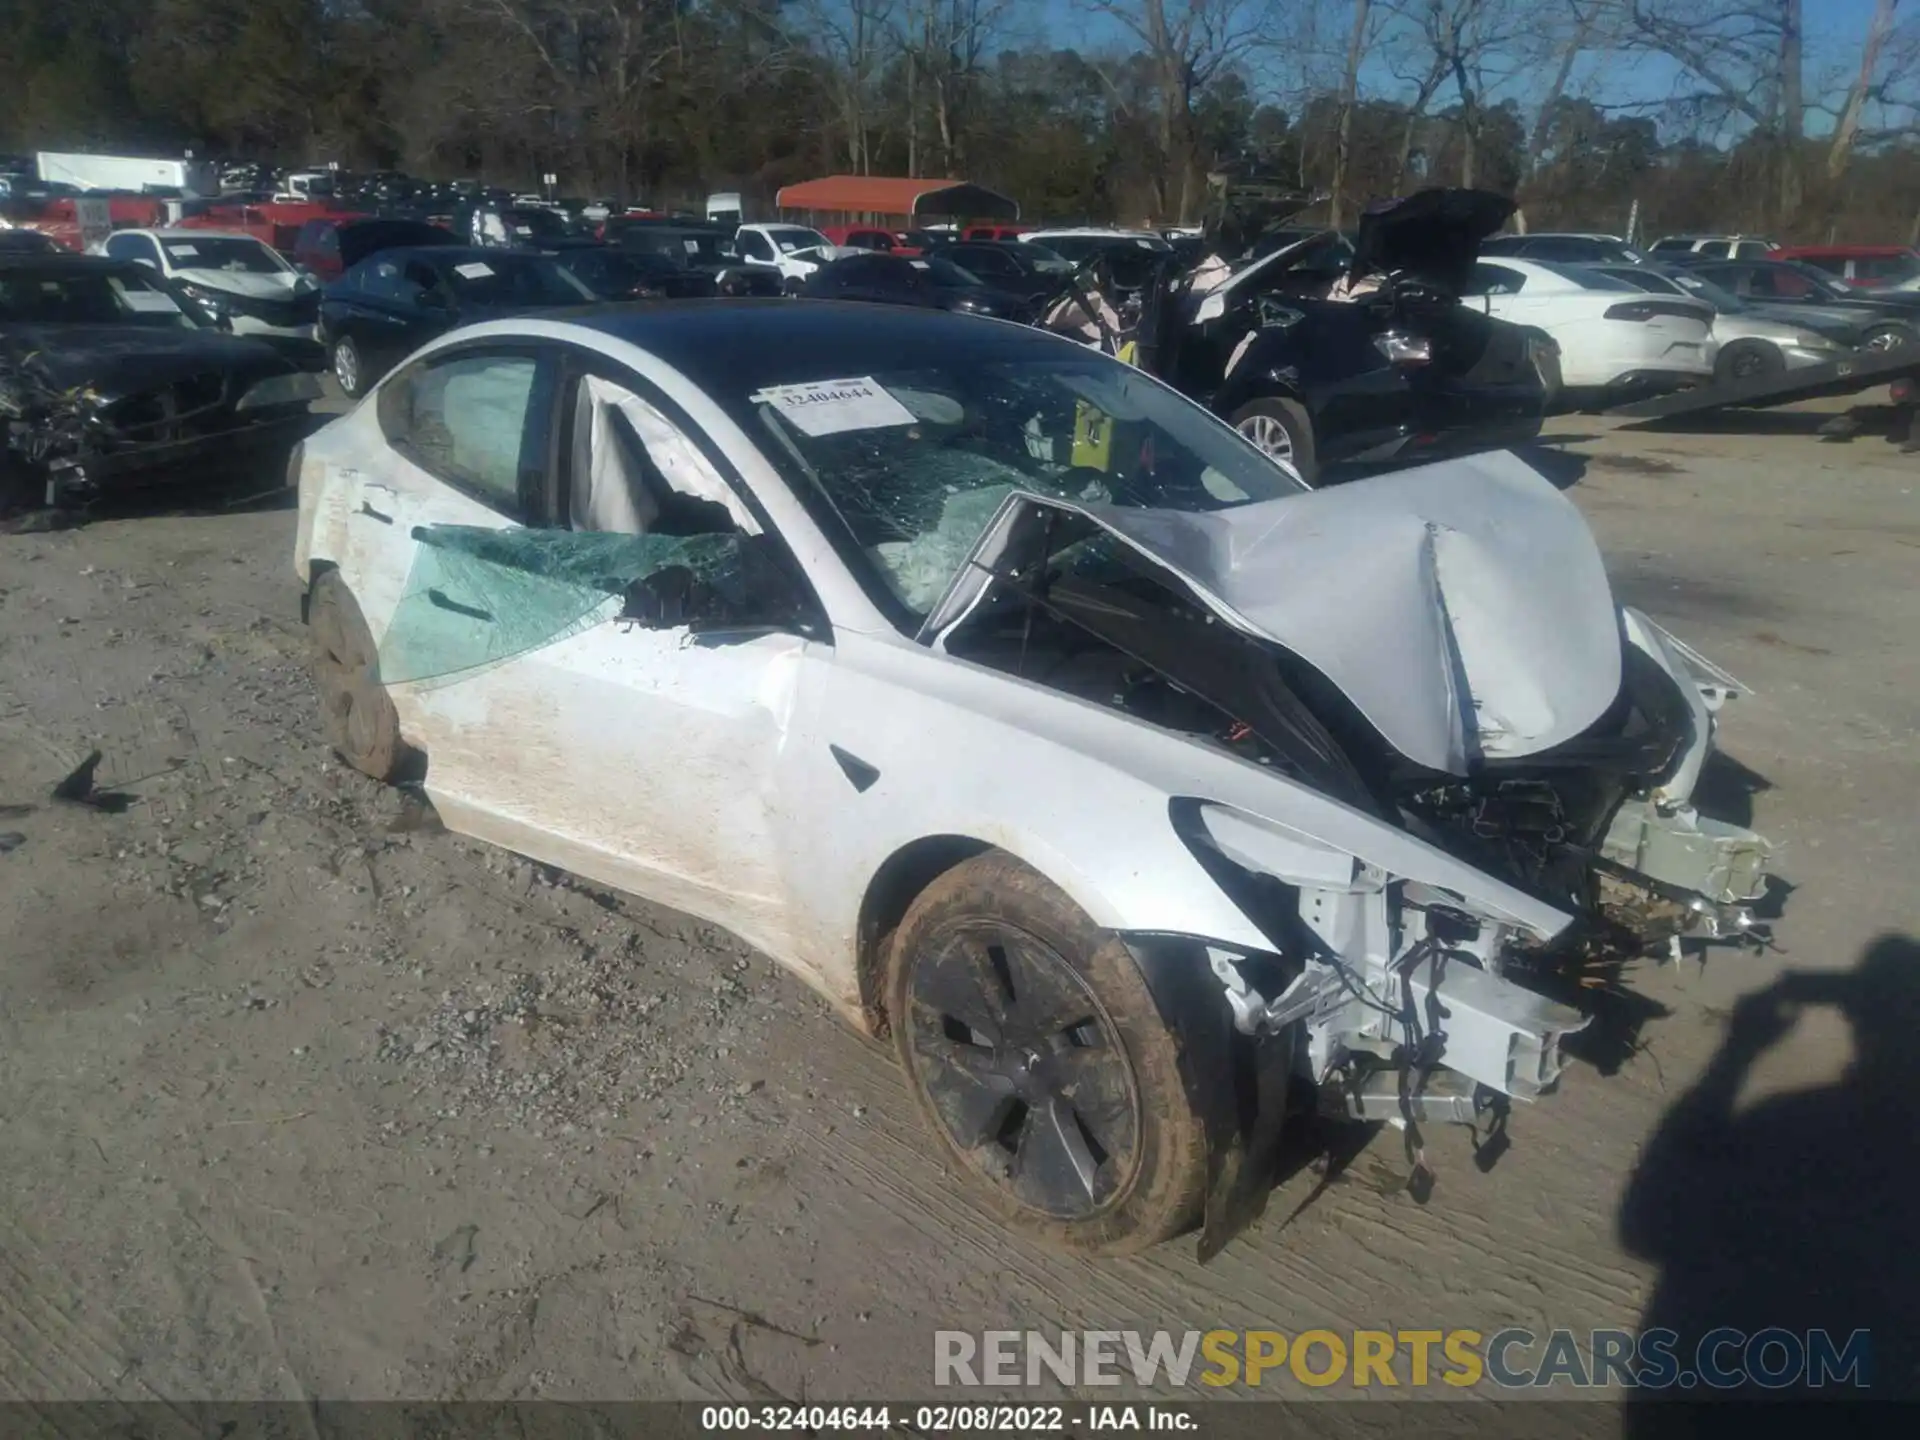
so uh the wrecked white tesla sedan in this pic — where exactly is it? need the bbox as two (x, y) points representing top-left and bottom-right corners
(292, 302), (1771, 1258)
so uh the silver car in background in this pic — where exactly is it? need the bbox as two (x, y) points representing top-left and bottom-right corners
(1587, 262), (1854, 382)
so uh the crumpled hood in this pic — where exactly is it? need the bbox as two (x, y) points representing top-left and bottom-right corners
(1067, 450), (1623, 775)
(0, 324), (296, 396)
(171, 267), (310, 300)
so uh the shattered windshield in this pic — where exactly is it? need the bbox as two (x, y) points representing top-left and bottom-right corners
(748, 358), (1307, 619)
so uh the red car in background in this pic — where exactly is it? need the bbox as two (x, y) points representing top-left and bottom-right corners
(177, 199), (367, 255)
(0, 195), (169, 251)
(820, 224), (922, 255)
(1772, 244), (1920, 289)
(292, 215), (455, 280)
(962, 223), (1029, 242)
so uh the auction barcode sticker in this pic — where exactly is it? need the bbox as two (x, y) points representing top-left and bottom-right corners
(750, 377), (917, 437)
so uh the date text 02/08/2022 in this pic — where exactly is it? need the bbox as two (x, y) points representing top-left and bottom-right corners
(699, 1405), (1196, 1431)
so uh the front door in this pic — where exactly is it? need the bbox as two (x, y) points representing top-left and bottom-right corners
(373, 353), (827, 954)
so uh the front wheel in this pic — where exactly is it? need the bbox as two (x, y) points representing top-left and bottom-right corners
(332, 335), (365, 398)
(1229, 396), (1318, 486)
(886, 851), (1207, 1254)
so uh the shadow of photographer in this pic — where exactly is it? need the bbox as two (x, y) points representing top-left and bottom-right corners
(1620, 933), (1920, 1420)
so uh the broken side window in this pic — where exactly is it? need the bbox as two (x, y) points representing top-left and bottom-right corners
(378, 524), (805, 687)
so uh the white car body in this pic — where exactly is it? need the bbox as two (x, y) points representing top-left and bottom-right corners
(1020, 227), (1172, 253)
(731, 222), (847, 283)
(1463, 257), (1718, 392)
(291, 306), (1771, 1249)
(95, 227), (321, 341)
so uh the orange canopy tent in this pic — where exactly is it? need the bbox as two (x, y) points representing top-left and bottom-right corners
(773, 175), (1019, 222)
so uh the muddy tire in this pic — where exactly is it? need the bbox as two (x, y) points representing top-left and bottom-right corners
(1715, 338), (1785, 384)
(1230, 397), (1317, 486)
(885, 850), (1206, 1254)
(308, 571), (407, 781)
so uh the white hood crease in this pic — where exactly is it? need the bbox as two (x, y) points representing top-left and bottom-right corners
(945, 450), (1624, 777)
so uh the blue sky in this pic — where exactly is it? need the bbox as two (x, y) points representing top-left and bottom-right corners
(1025, 0), (1905, 141)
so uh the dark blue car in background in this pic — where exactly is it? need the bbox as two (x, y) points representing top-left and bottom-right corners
(317, 245), (594, 397)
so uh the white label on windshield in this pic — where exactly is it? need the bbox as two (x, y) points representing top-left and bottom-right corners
(167, 244), (199, 257)
(514, 225), (532, 235)
(454, 262), (494, 279)
(683, 238), (700, 254)
(121, 290), (183, 312)
(910, 260), (930, 269)
(750, 377), (917, 437)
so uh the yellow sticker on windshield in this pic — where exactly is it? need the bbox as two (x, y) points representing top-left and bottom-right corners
(1071, 401), (1113, 471)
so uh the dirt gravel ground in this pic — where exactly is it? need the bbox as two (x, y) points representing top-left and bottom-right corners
(1, 401), (1916, 1417)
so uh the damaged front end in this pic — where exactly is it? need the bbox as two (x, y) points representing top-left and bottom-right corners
(925, 453), (1774, 1254)
(1, 341), (319, 513)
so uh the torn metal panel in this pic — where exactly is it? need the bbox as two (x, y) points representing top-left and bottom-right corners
(1600, 799), (1772, 907)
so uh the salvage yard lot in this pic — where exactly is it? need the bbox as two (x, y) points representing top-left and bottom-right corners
(1, 406), (1916, 1406)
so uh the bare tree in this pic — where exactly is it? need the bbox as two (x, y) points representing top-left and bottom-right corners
(1625, 0), (1807, 222)
(1828, 0), (1902, 183)
(895, 0), (1015, 175)
(1328, 0), (1372, 227)
(802, 0), (898, 173)
(1385, 0), (1527, 188)
(1078, 0), (1281, 221)
(1522, 0), (1610, 181)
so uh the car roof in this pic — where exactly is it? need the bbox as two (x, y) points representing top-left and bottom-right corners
(0, 251), (134, 273)
(353, 245), (541, 264)
(564, 299), (1074, 387)
(1023, 227), (1157, 238)
(133, 227), (272, 242)
(1774, 244), (1913, 256)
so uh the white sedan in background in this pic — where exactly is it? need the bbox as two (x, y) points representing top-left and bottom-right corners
(96, 228), (321, 343)
(1459, 257), (1717, 406)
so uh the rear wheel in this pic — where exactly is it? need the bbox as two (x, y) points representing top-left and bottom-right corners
(332, 335), (364, 398)
(886, 851), (1207, 1254)
(1229, 397), (1318, 485)
(1715, 338), (1786, 383)
(308, 571), (408, 781)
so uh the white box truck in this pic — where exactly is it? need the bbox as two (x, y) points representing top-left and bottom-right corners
(35, 152), (219, 196)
